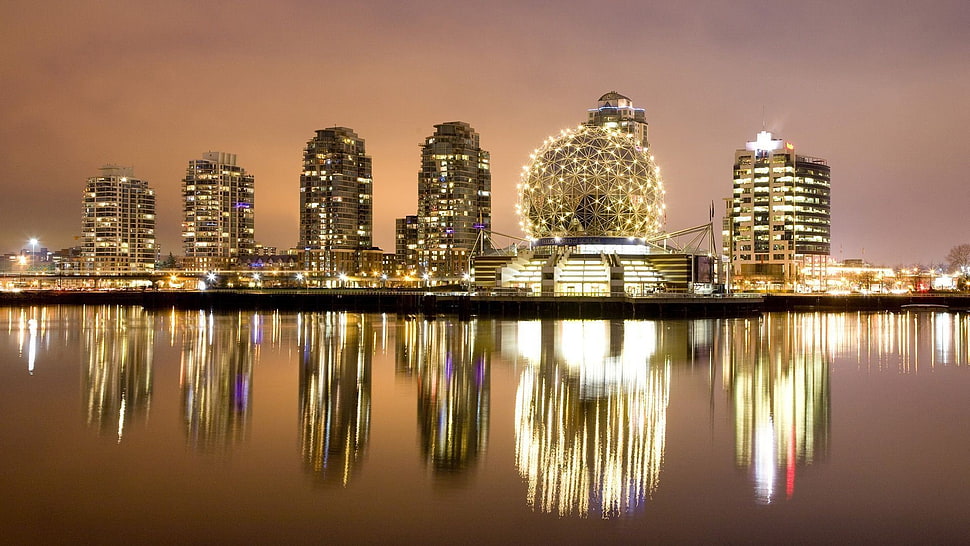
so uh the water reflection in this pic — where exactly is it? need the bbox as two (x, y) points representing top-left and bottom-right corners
(397, 319), (491, 478)
(8, 305), (970, 522)
(299, 312), (372, 486)
(27, 316), (37, 374)
(180, 311), (257, 453)
(513, 320), (670, 519)
(826, 311), (970, 372)
(8, 307), (58, 375)
(722, 314), (830, 504)
(82, 306), (154, 442)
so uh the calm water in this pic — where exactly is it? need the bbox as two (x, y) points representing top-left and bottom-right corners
(3, 306), (970, 543)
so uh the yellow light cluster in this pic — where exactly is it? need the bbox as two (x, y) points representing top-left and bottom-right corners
(517, 125), (666, 239)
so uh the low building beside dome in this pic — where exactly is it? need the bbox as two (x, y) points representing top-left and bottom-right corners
(473, 238), (713, 296)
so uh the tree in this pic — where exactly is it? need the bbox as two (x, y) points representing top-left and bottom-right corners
(160, 252), (177, 270)
(945, 244), (970, 274)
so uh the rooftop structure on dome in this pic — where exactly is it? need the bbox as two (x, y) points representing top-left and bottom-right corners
(588, 90), (649, 149)
(475, 93), (716, 297)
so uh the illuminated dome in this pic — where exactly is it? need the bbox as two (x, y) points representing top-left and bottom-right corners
(516, 125), (665, 240)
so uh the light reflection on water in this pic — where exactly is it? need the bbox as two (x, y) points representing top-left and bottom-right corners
(722, 314), (830, 505)
(4, 306), (970, 540)
(513, 320), (669, 518)
(825, 311), (970, 372)
(82, 306), (154, 443)
(179, 310), (255, 454)
(396, 319), (491, 481)
(299, 312), (371, 486)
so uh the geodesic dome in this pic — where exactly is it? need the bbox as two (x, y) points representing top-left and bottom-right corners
(516, 125), (665, 240)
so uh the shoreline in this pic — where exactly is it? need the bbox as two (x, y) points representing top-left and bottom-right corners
(2, 290), (969, 319)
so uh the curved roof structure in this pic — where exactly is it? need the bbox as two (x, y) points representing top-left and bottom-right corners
(598, 91), (631, 103)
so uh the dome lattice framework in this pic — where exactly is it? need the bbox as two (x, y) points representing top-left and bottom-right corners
(517, 125), (665, 240)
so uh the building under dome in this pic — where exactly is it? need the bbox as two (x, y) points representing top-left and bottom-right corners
(473, 93), (715, 296)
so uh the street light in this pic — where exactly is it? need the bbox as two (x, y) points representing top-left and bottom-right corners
(28, 238), (38, 268)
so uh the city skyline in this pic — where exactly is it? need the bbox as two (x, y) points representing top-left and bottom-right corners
(2, 0), (968, 266)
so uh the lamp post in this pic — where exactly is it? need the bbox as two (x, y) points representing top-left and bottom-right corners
(28, 238), (38, 269)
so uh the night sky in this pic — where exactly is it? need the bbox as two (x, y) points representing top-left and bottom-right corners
(2, 0), (968, 266)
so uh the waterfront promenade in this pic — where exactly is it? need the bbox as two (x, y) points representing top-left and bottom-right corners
(3, 289), (970, 319)
(0, 289), (761, 319)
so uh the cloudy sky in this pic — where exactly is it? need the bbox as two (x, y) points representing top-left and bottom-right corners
(2, 0), (968, 266)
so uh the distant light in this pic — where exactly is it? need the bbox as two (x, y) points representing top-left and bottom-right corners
(751, 130), (782, 152)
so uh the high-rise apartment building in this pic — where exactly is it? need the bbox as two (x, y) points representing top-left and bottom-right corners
(417, 122), (491, 279)
(299, 127), (374, 276)
(726, 131), (831, 290)
(586, 91), (650, 149)
(395, 215), (419, 274)
(81, 165), (156, 273)
(181, 152), (255, 271)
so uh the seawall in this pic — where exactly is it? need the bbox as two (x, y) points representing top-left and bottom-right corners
(4, 290), (969, 319)
(0, 289), (762, 320)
